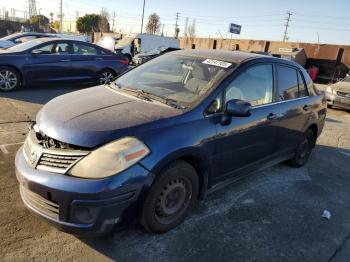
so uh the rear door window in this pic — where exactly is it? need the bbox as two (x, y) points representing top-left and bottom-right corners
(73, 43), (98, 55)
(276, 65), (299, 101)
(298, 71), (308, 97)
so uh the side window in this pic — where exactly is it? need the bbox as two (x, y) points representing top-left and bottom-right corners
(73, 43), (98, 55)
(298, 71), (308, 97)
(225, 64), (274, 107)
(53, 42), (71, 54)
(36, 43), (55, 54)
(276, 65), (298, 101)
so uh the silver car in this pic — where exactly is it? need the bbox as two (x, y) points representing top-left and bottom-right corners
(326, 75), (350, 110)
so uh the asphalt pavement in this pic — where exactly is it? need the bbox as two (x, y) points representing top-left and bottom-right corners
(1, 84), (350, 262)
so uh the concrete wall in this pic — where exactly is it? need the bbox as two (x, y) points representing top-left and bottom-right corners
(180, 37), (350, 68)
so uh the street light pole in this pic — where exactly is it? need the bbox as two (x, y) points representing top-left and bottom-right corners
(38, 8), (42, 29)
(140, 0), (145, 33)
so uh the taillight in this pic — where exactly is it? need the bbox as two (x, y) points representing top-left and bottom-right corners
(118, 60), (129, 65)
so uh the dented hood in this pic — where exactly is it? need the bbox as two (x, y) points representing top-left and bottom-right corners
(36, 85), (182, 147)
(331, 81), (350, 92)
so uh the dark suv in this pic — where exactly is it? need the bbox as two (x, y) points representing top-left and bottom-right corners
(15, 50), (326, 235)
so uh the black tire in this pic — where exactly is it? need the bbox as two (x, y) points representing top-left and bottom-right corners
(0, 66), (21, 92)
(141, 160), (199, 233)
(287, 129), (315, 167)
(97, 69), (116, 85)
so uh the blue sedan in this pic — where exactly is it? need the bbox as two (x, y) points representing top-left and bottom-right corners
(0, 38), (129, 91)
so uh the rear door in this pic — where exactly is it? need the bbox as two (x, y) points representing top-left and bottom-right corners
(275, 64), (313, 153)
(23, 41), (73, 83)
(69, 42), (101, 83)
(212, 63), (280, 180)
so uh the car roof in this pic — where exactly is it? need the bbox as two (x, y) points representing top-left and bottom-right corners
(170, 49), (290, 65)
(30, 37), (89, 44)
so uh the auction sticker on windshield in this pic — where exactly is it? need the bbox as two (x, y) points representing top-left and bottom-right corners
(202, 59), (232, 68)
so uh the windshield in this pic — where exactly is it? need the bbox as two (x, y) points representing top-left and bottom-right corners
(343, 76), (350, 82)
(114, 54), (233, 107)
(8, 39), (43, 52)
(115, 37), (133, 48)
(0, 33), (22, 41)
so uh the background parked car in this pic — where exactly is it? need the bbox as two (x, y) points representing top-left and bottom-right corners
(326, 75), (350, 110)
(0, 32), (90, 49)
(0, 38), (129, 91)
(132, 46), (181, 65)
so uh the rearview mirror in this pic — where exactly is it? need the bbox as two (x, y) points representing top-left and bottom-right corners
(225, 99), (251, 117)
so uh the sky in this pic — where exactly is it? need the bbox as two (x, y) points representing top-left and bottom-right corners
(1, 0), (350, 45)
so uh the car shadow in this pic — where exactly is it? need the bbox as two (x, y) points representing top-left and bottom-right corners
(78, 144), (350, 262)
(0, 84), (93, 105)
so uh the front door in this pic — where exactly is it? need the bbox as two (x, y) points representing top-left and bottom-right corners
(23, 41), (73, 84)
(212, 63), (280, 180)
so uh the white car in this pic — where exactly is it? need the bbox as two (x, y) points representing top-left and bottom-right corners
(0, 32), (89, 49)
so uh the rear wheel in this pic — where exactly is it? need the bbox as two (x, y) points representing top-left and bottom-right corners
(97, 69), (116, 85)
(287, 129), (315, 167)
(0, 67), (21, 91)
(141, 160), (199, 233)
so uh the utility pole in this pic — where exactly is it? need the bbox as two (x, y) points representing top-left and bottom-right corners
(59, 0), (63, 33)
(317, 32), (320, 44)
(283, 11), (292, 42)
(140, 0), (145, 33)
(111, 12), (116, 32)
(183, 17), (189, 38)
(174, 12), (180, 38)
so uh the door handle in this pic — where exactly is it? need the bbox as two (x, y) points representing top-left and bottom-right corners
(303, 105), (310, 111)
(95, 57), (103, 60)
(267, 113), (278, 121)
(60, 59), (71, 62)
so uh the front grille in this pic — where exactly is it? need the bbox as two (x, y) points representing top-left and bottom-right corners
(20, 185), (59, 220)
(337, 91), (350, 98)
(23, 130), (89, 174)
(37, 153), (86, 173)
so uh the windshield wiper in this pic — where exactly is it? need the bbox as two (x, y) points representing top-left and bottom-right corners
(109, 83), (186, 110)
(115, 86), (154, 102)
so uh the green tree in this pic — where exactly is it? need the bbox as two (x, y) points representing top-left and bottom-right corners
(29, 15), (50, 26)
(76, 14), (100, 33)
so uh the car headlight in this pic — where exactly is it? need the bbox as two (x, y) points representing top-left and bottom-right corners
(68, 137), (150, 179)
(326, 86), (336, 94)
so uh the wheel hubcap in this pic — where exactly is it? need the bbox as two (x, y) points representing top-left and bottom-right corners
(155, 177), (191, 224)
(0, 70), (17, 90)
(99, 72), (114, 84)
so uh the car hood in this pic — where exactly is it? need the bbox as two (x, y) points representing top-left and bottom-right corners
(36, 85), (182, 148)
(331, 82), (350, 92)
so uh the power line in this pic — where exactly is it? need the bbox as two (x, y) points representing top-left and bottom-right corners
(283, 11), (292, 42)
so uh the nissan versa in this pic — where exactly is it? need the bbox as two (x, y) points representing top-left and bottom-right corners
(15, 50), (326, 235)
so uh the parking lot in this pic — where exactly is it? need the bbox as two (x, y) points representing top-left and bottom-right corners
(1, 85), (350, 261)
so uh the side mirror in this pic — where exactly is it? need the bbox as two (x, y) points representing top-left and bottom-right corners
(225, 99), (251, 117)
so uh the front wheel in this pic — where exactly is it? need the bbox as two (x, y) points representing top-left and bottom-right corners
(287, 129), (315, 167)
(141, 160), (199, 233)
(0, 67), (21, 91)
(97, 69), (116, 85)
